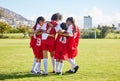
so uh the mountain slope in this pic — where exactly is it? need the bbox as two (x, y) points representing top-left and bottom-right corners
(0, 6), (34, 27)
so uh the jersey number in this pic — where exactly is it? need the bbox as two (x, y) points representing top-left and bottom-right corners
(36, 38), (41, 46)
(59, 37), (67, 44)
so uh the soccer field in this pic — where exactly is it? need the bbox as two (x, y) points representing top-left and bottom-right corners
(0, 39), (120, 81)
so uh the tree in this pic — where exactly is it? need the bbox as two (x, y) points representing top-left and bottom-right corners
(96, 29), (101, 38)
(17, 25), (31, 38)
(0, 22), (11, 36)
(9, 28), (19, 33)
(101, 25), (112, 38)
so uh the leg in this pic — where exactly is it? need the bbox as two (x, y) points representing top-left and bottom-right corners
(56, 59), (60, 73)
(50, 51), (56, 73)
(31, 58), (36, 71)
(59, 60), (64, 75)
(43, 50), (48, 75)
(66, 58), (78, 73)
(67, 58), (76, 68)
(33, 58), (41, 74)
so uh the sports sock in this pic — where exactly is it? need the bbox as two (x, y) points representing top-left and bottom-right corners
(51, 57), (56, 71)
(31, 58), (36, 71)
(56, 62), (59, 72)
(43, 58), (48, 74)
(67, 59), (76, 69)
(59, 62), (64, 73)
(33, 62), (40, 73)
(37, 62), (41, 72)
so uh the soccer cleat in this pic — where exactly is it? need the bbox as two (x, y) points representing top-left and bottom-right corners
(56, 72), (62, 75)
(58, 72), (62, 75)
(30, 70), (36, 74)
(51, 70), (55, 73)
(43, 73), (48, 76)
(36, 72), (41, 75)
(65, 69), (74, 73)
(56, 72), (60, 75)
(74, 66), (79, 73)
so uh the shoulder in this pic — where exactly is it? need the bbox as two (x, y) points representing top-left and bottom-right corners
(51, 21), (58, 27)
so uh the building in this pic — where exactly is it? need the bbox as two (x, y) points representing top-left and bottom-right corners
(118, 23), (120, 28)
(84, 16), (92, 29)
(116, 23), (120, 31)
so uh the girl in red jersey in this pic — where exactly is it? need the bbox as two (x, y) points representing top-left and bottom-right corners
(30, 21), (37, 74)
(42, 13), (62, 75)
(65, 17), (80, 73)
(54, 23), (69, 75)
(30, 16), (46, 74)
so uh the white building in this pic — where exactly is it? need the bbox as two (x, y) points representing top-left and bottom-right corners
(118, 23), (120, 28)
(84, 16), (92, 29)
(116, 23), (120, 31)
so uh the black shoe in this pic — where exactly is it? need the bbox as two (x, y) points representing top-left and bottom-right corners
(74, 66), (79, 73)
(51, 70), (55, 73)
(56, 72), (62, 75)
(36, 72), (41, 75)
(58, 72), (62, 75)
(43, 73), (48, 76)
(65, 69), (74, 73)
(30, 70), (36, 74)
(56, 72), (59, 75)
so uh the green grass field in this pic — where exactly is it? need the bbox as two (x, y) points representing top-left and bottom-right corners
(0, 39), (120, 81)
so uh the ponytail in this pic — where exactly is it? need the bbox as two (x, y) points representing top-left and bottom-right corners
(33, 23), (37, 31)
(73, 23), (77, 33)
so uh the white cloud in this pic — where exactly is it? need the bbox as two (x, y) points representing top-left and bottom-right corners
(27, 7), (120, 28)
(83, 7), (120, 27)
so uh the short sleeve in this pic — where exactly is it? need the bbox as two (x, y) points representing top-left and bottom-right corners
(41, 23), (47, 30)
(67, 25), (73, 35)
(36, 24), (40, 30)
(55, 24), (62, 32)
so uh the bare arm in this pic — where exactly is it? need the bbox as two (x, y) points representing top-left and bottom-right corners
(58, 31), (72, 37)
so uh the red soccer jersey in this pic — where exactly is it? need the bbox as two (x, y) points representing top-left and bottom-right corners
(67, 26), (80, 58)
(34, 34), (43, 59)
(54, 35), (69, 60)
(42, 20), (58, 52)
(46, 20), (58, 37)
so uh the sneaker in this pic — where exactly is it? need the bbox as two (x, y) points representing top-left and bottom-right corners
(74, 66), (79, 73)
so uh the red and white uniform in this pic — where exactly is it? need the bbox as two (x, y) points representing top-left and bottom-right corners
(54, 35), (69, 60)
(41, 21), (58, 52)
(34, 24), (45, 59)
(67, 25), (80, 59)
(30, 24), (45, 59)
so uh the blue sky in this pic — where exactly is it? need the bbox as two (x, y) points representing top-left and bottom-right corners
(0, 0), (120, 27)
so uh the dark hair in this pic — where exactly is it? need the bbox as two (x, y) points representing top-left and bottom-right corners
(51, 13), (62, 21)
(66, 17), (77, 32)
(36, 16), (45, 24)
(60, 22), (67, 30)
(33, 16), (45, 30)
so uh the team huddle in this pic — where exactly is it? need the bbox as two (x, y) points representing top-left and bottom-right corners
(30, 13), (80, 76)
